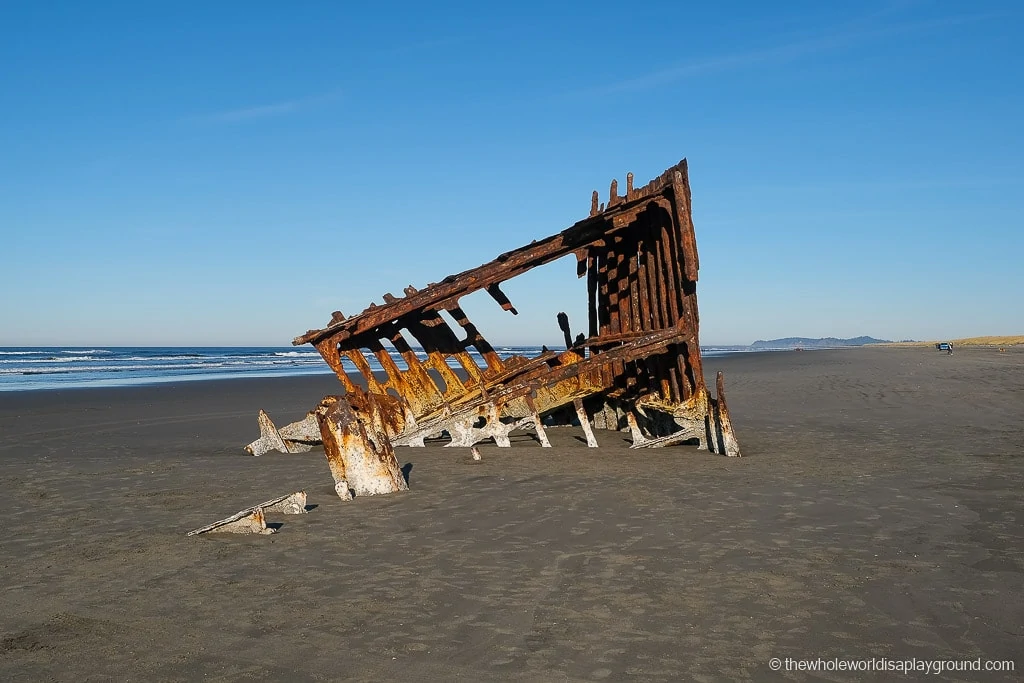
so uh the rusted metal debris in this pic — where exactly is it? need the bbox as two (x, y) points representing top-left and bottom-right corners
(251, 159), (741, 499)
(245, 409), (320, 456)
(187, 491), (308, 536)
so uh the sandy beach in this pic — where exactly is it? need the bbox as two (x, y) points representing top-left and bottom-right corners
(0, 346), (1021, 681)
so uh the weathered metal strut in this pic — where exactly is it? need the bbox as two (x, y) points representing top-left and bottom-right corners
(247, 159), (741, 498)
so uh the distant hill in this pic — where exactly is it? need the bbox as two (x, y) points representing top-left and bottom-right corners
(751, 336), (891, 349)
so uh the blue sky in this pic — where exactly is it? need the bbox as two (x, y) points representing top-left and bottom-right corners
(1, 1), (1021, 346)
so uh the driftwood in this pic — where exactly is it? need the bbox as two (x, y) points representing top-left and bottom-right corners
(247, 159), (741, 500)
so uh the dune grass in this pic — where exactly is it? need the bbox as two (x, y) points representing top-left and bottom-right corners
(888, 335), (1024, 347)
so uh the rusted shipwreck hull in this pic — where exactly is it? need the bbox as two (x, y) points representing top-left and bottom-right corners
(248, 159), (740, 499)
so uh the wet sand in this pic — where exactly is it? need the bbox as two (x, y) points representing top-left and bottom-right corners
(1, 347), (1021, 681)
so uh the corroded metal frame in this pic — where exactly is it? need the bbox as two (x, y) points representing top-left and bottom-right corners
(248, 159), (740, 498)
(248, 160), (745, 499)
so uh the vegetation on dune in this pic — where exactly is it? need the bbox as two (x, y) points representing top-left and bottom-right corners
(888, 335), (1024, 347)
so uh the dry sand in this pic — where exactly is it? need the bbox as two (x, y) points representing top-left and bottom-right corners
(1, 347), (1021, 681)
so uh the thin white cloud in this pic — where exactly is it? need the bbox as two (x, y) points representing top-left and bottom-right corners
(205, 101), (301, 123)
(373, 36), (468, 57)
(573, 11), (1003, 97)
(191, 89), (342, 125)
(740, 176), (1024, 194)
(192, 36), (461, 124)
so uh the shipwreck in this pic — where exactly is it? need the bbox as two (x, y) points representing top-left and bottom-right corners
(247, 159), (741, 500)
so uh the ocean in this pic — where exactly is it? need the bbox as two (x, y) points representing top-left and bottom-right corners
(0, 346), (745, 392)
